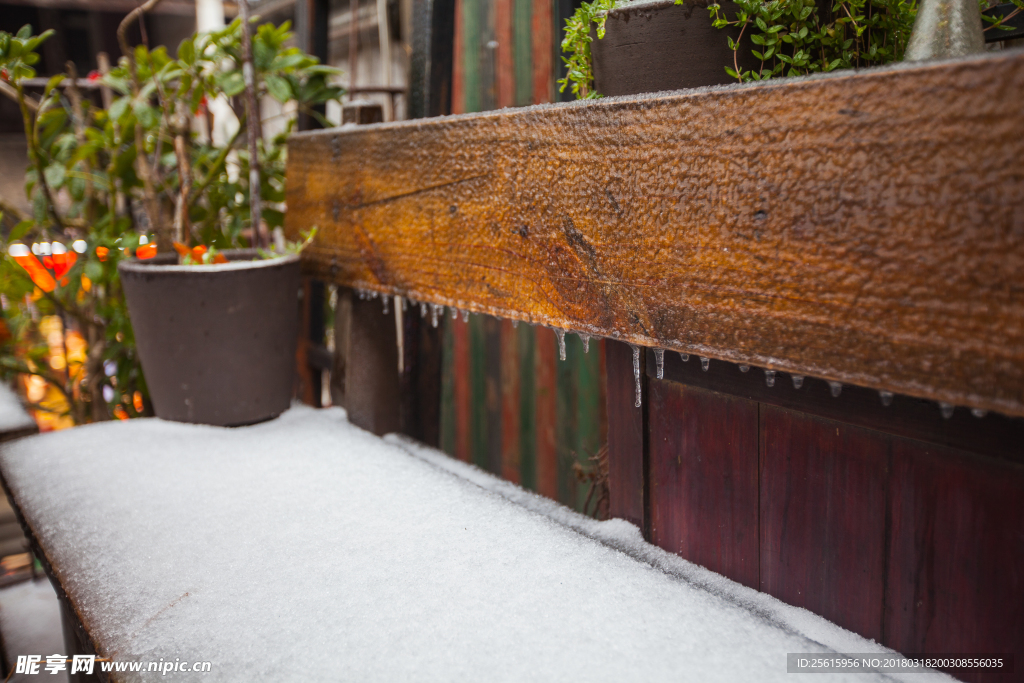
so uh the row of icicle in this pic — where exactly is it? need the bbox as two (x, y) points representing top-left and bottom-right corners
(357, 289), (985, 420)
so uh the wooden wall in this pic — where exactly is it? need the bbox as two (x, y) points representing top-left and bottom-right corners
(622, 347), (1024, 683)
(442, 0), (606, 510)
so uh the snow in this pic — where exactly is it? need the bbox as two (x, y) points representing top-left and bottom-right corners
(0, 579), (69, 683)
(0, 407), (955, 682)
(0, 384), (36, 436)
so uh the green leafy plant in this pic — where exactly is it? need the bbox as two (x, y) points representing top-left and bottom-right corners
(0, 19), (342, 426)
(707, 0), (918, 81)
(558, 0), (616, 98)
(560, 0), (1023, 94)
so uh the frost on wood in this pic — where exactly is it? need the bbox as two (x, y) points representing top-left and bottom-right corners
(0, 409), (953, 682)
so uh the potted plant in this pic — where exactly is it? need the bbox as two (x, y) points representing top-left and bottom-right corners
(0, 16), (342, 427)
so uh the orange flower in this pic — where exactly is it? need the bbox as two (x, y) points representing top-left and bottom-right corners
(212, 253), (228, 264)
(172, 241), (190, 257)
(96, 246), (109, 262)
(8, 244), (55, 292)
(136, 244), (157, 260)
(190, 245), (207, 262)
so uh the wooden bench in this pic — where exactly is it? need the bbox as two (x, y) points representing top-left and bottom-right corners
(286, 48), (1024, 682)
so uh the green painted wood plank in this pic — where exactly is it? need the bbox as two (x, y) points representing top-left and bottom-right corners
(440, 315), (456, 456)
(556, 332), (578, 507)
(513, 0), (533, 107)
(461, 0), (482, 113)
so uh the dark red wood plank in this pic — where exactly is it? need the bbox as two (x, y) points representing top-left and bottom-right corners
(534, 326), (558, 500)
(648, 380), (759, 589)
(606, 340), (646, 535)
(760, 405), (888, 641)
(884, 441), (1024, 683)
(500, 319), (521, 483)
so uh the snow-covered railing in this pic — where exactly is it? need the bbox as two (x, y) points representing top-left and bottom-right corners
(286, 49), (1024, 420)
(0, 408), (962, 681)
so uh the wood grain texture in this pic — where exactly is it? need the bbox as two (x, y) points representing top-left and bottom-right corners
(288, 50), (1024, 417)
(884, 440), (1024, 682)
(649, 379), (759, 589)
(759, 405), (889, 641)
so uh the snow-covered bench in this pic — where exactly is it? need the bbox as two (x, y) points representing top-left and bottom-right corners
(0, 407), (955, 681)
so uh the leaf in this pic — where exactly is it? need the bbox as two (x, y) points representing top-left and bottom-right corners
(264, 74), (292, 102)
(219, 71), (245, 97)
(9, 220), (33, 242)
(133, 102), (160, 129)
(43, 163), (66, 189)
(178, 37), (196, 65)
(108, 96), (131, 123)
(84, 260), (103, 281)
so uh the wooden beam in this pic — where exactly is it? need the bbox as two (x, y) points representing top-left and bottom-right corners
(285, 50), (1024, 418)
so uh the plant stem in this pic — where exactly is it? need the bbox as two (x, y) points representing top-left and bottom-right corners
(238, 0), (265, 250)
(117, 0), (169, 250)
(16, 83), (64, 232)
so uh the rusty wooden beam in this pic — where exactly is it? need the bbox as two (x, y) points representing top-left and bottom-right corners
(285, 50), (1024, 418)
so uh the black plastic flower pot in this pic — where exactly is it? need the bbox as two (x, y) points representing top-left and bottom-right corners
(118, 249), (300, 427)
(591, 0), (759, 97)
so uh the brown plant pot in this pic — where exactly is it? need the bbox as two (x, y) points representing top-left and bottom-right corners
(591, 0), (760, 97)
(118, 250), (300, 427)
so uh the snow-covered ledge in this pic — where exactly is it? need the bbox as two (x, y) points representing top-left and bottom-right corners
(0, 408), (955, 681)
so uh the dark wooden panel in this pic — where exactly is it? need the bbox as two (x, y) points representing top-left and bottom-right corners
(343, 294), (401, 435)
(399, 299), (442, 447)
(288, 50), (1024, 418)
(606, 340), (646, 534)
(884, 441), (1024, 683)
(649, 380), (759, 589)
(650, 349), (1024, 465)
(760, 406), (889, 641)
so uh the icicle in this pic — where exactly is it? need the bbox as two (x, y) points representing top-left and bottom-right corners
(792, 375), (804, 389)
(764, 370), (775, 387)
(462, 309), (470, 323)
(420, 302), (428, 318)
(654, 349), (665, 379)
(452, 307), (458, 320)
(382, 296), (389, 315)
(556, 329), (566, 361)
(512, 320), (519, 329)
(402, 297), (408, 311)
(358, 289), (366, 300)
(371, 291), (379, 299)
(700, 357), (710, 372)
(579, 333), (590, 353)
(630, 344), (641, 408)
(431, 304), (441, 328)
(679, 353), (689, 362)
(829, 381), (842, 398)
(879, 390), (894, 407)
(739, 365), (750, 373)
(939, 402), (954, 419)
(971, 408), (987, 418)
